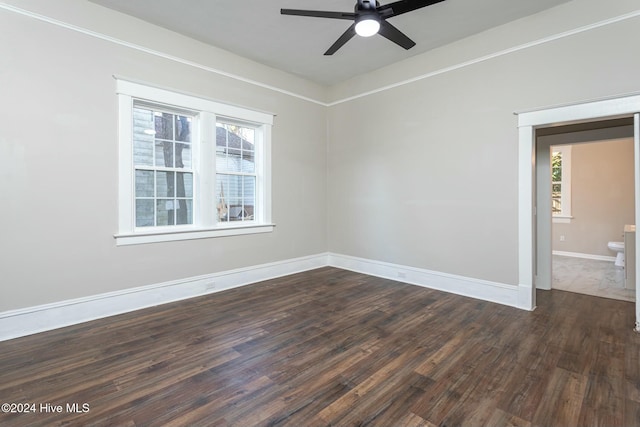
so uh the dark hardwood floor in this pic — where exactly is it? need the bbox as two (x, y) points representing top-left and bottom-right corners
(1, 267), (639, 426)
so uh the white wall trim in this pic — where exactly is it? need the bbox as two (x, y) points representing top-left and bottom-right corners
(634, 113), (640, 330)
(553, 250), (616, 262)
(0, 253), (329, 342)
(328, 9), (640, 106)
(0, 2), (326, 107)
(1, 2), (638, 107)
(518, 125), (536, 309)
(1, 252), (531, 342)
(328, 253), (526, 310)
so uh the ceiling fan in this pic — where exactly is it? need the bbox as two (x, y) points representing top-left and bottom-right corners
(281, 0), (446, 55)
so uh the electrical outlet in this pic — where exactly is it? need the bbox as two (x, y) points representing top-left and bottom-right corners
(560, 235), (565, 242)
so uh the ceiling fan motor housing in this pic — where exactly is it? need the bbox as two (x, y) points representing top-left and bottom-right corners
(355, 0), (380, 12)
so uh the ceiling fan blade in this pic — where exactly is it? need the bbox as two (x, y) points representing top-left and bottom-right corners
(377, 0), (445, 18)
(378, 20), (416, 50)
(324, 23), (357, 55)
(281, 9), (356, 20)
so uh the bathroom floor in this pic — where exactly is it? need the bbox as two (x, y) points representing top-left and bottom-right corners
(552, 254), (635, 302)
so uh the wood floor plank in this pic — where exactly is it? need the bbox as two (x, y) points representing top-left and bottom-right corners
(578, 373), (625, 426)
(316, 344), (425, 423)
(398, 412), (438, 427)
(530, 367), (588, 427)
(0, 266), (638, 426)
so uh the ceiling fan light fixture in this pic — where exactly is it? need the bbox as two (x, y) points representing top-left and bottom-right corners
(355, 16), (380, 37)
(281, 0), (446, 54)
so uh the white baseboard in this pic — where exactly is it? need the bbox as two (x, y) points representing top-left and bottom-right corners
(0, 253), (329, 342)
(552, 250), (616, 262)
(0, 252), (529, 342)
(328, 253), (524, 310)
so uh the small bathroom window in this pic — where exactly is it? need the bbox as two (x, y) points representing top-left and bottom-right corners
(551, 145), (572, 221)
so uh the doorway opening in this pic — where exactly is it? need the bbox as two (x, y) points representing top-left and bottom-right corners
(516, 93), (640, 330)
(535, 119), (635, 302)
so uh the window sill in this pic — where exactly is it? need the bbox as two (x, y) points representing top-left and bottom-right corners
(114, 223), (275, 246)
(552, 215), (573, 224)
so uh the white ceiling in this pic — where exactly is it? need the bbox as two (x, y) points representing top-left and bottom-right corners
(88, 0), (572, 86)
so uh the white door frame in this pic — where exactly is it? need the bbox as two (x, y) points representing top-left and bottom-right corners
(516, 93), (640, 328)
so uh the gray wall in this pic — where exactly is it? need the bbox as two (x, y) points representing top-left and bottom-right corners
(326, 0), (640, 285)
(0, 0), (327, 311)
(552, 139), (635, 256)
(2, 0), (640, 313)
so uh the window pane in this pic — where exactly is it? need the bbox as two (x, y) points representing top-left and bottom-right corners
(176, 199), (192, 225)
(216, 146), (228, 172)
(155, 112), (174, 140)
(227, 200), (243, 222)
(155, 141), (174, 168)
(229, 154), (243, 173)
(133, 107), (155, 166)
(176, 115), (191, 142)
(551, 152), (562, 182)
(136, 199), (154, 227)
(157, 171), (175, 198)
(216, 125), (227, 148)
(242, 150), (255, 173)
(176, 143), (191, 169)
(156, 199), (174, 226)
(243, 176), (256, 220)
(227, 175), (242, 201)
(216, 175), (230, 222)
(177, 172), (193, 198)
(133, 141), (154, 167)
(135, 170), (154, 197)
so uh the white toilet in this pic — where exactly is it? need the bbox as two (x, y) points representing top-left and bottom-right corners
(608, 241), (625, 267)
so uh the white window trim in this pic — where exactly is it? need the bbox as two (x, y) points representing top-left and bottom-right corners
(551, 145), (572, 223)
(115, 79), (274, 245)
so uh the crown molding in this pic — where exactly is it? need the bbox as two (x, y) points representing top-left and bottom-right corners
(1, 2), (639, 107)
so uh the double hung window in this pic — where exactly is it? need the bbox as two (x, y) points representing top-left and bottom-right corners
(116, 79), (273, 245)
